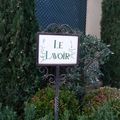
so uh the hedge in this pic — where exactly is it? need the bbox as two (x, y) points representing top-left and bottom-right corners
(0, 0), (42, 116)
(101, 0), (120, 87)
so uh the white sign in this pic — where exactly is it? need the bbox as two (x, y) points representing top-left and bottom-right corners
(37, 33), (79, 65)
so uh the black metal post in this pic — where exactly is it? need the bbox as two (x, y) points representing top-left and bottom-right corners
(54, 66), (60, 120)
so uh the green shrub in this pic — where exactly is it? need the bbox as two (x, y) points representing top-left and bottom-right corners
(35, 110), (70, 120)
(77, 96), (120, 120)
(4, 86), (118, 120)
(82, 87), (120, 115)
(26, 86), (80, 120)
(89, 101), (120, 120)
(77, 115), (88, 120)
(24, 97), (120, 120)
(101, 0), (120, 87)
(24, 104), (36, 120)
(110, 99), (120, 118)
(0, 104), (17, 120)
(25, 110), (70, 120)
(37, 113), (53, 120)
(65, 34), (111, 96)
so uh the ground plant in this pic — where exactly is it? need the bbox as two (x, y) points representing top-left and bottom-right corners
(26, 86), (80, 120)
(82, 87), (120, 115)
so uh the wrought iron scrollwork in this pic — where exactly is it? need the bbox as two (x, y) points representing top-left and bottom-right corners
(43, 23), (74, 33)
(42, 23), (82, 35)
(39, 66), (66, 85)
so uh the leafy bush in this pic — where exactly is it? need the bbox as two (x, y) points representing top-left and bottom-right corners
(35, 98), (114, 120)
(77, 101), (120, 120)
(101, 0), (120, 87)
(110, 99), (120, 118)
(33, 110), (70, 120)
(26, 86), (80, 120)
(24, 104), (36, 120)
(88, 101), (120, 120)
(82, 87), (120, 115)
(65, 34), (111, 89)
(78, 104), (116, 120)
(0, 104), (17, 120)
(77, 115), (88, 120)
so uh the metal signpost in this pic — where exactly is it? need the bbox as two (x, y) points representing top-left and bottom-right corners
(37, 33), (79, 120)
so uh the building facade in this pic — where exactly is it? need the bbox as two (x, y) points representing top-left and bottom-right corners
(86, 0), (103, 38)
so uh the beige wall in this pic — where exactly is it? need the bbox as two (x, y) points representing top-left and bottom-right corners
(86, 0), (103, 38)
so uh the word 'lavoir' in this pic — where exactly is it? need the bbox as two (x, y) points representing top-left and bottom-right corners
(45, 51), (71, 60)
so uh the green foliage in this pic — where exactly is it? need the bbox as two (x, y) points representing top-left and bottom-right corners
(78, 101), (120, 120)
(24, 99), (120, 120)
(82, 87), (120, 115)
(66, 34), (111, 86)
(77, 115), (88, 120)
(26, 110), (70, 120)
(110, 99), (120, 118)
(0, 104), (17, 120)
(35, 110), (70, 120)
(101, 0), (120, 87)
(0, 0), (42, 113)
(24, 104), (36, 120)
(37, 113), (53, 120)
(61, 109), (70, 120)
(88, 101), (120, 120)
(0, 88), (120, 120)
(26, 86), (80, 120)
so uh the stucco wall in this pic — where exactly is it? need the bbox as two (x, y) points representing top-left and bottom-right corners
(86, 0), (103, 38)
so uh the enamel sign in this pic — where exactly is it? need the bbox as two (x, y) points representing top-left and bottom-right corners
(37, 33), (79, 65)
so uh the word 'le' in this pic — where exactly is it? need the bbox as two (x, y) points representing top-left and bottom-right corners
(45, 40), (71, 60)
